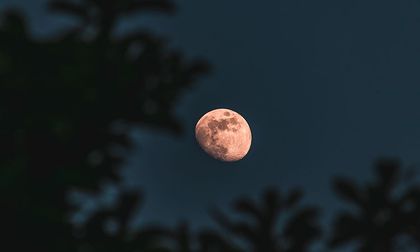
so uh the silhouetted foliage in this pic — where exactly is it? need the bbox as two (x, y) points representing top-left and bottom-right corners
(330, 158), (420, 252)
(3, 1), (420, 252)
(49, 0), (175, 40)
(75, 191), (173, 252)
(198, 229), (242, 252)
(0, 0), (207, 251)
(210, 188), (321, 252)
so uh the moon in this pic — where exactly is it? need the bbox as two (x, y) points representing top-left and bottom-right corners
(195, 108), (252, 161)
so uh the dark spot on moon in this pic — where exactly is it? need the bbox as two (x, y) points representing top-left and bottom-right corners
(197, 124), (228, 160)
(211, 144), (228, 160)
(208, 119), (229, 131)
(229, 117), (239, 125)
(224, 112), (230, 116)
(207, 117), (242, 133)
(208, 134), (228, 159)
(229, 117), (240, 132)
(217, 119), (230, 130)
(207, 120), (217, 131)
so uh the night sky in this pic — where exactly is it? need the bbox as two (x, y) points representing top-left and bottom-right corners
(4, 0), (420, 236)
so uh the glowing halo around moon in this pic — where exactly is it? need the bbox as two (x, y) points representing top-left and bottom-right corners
(195, 108), (252, 162)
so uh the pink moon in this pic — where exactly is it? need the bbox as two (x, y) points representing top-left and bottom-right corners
(195, 108), (252, 162)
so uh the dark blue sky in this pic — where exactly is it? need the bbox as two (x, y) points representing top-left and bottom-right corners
(4, 0), (420, 244)
(123, 0), (420, 230)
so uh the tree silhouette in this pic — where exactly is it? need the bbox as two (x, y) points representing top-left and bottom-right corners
(5, 1), (420, 252)
(0, 0), (208, 251)
(198, 228), (242, 252)
(210, 188), (321, 252)
(330, 158), (420, 251)
(75, 191), (174, 252)
(49, 0), (175, 40)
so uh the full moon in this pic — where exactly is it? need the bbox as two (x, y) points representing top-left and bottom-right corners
(195, 108), (252, 161)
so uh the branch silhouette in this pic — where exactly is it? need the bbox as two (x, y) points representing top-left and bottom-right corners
(0, 0), (208, 251)
(48, 0), (175, 40)
(3, 1), (420, 252)
(210, 188), (321, 252)
(330, 158), (420, 251)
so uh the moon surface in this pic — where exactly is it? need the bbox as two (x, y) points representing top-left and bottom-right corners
(195, 108), (252, 161)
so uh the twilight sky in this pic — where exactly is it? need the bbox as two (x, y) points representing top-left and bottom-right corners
(3, 0), (420, 241)
(124, 0), (420, 230)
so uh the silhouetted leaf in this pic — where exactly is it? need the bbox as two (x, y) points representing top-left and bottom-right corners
(0, 10), (27, 35)
(212, 189), (320, 252)
(330, 159), (420, 251)
(333, 177), (363, 205)
(262, 188), (282, 213)
(48, 1), (88, 20)
(375, 158), (400, 191)
(234, 199), (260, 219)
(199, 230), (241, 252)
(285, 189), (303, 207)
(329, 214), (363, 248)
(121, 0), (175, 15)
